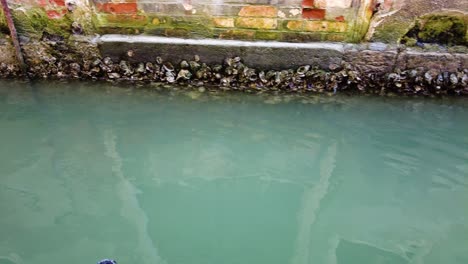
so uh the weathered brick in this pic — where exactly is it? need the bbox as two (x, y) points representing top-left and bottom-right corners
(302, 8), (325, 19)
(303, 21), (326, 31)
(139, 3), (185, 15)
(96, 3), (138, 14)
(335, 15), (345, 22)
(238, 5), (278, 17)
(326, 33), (347, 42)
(200, 4), (244, 16)
(212, 17), (235, 28)
(278, 7), (303, 18)
(236, 17), (277, 29)
(286, 20), (304, 30)
(314, 0), (326, 8)
(328, 21), (347, 32)
(275, 0), (303, 6)
(326, 0), (352, 8)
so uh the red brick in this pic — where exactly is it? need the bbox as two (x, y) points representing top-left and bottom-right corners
(238, 5), (277, 18)
(38, 0), (48, 7)
(50, 0), (65, 7)
(96, 3), (138, 14)
(335, 15), (345, 22)
(302, 0), (314, 7)
(302, 8), (325, 20)
(46, 9), (66, 19)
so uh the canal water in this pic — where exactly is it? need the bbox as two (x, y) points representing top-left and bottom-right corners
(0, 80), (467, 264)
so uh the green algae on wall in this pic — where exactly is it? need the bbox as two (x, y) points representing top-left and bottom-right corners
(401, 14), (467, 46)
(0, 8), (9, 34)
(12, 8), (73, 38)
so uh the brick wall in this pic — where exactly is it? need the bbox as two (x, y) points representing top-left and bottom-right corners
(2, 0), (376, 42)
(91, 0), (376, 42)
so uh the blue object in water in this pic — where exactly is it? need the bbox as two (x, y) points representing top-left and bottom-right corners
(98, 259), (117, 264)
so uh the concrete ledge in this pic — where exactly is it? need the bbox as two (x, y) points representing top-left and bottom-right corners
(97, 35), (345, 70)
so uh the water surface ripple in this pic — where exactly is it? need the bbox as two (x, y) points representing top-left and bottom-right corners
(0, 80), (467, 264)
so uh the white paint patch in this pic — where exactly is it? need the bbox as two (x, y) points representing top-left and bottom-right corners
(278, 10), (286, 18)
(289, 8), (301, 16)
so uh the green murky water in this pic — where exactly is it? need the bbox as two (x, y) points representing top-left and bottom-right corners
(0, 80), (467, 264)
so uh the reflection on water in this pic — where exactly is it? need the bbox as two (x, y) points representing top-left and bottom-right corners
(0, 80), (467, 264)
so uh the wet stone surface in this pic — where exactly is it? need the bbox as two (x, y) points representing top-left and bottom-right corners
(0, 37), (467, 96)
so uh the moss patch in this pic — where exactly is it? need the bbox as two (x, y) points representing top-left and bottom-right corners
(12, 8), (72, 38)
(402, 15), (467, 46)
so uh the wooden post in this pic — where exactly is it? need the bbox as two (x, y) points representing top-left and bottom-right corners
(0, 0), (27, 76)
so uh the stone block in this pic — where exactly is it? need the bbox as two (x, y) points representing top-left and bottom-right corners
(396, 52), (462, 72)
(238, 5), (278, 17)
(236, 17), (278, 29)
(344, 50), (397, 75)
(212, 17), (235, 28)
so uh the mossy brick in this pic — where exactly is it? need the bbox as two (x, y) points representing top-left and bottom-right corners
(164, 28), (190, 37)
(281, 31), (323, 42)
(100, 14), (148, 27)
(286, 20), (304, 30)
(238, 5), (278, 18)
(236, 17), (278, 29)
(98, 26), (143, 35)
(304, 21), (347, 32)
(325, 33), (347, 41)
(212, 17), (235, 28)
(255, 31), (282, 40)
(216, 29), (256, 40)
